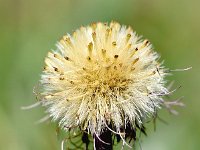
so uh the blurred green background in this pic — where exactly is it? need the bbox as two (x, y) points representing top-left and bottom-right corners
(0, 0), (199, 149)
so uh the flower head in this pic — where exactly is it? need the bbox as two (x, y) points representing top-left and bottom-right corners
(38, 21), (169, 147)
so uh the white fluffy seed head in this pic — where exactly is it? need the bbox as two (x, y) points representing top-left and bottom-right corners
(39, 21), (168, 134)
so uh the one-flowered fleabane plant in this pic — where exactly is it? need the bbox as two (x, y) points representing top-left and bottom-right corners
(27, 21), (189, 150)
